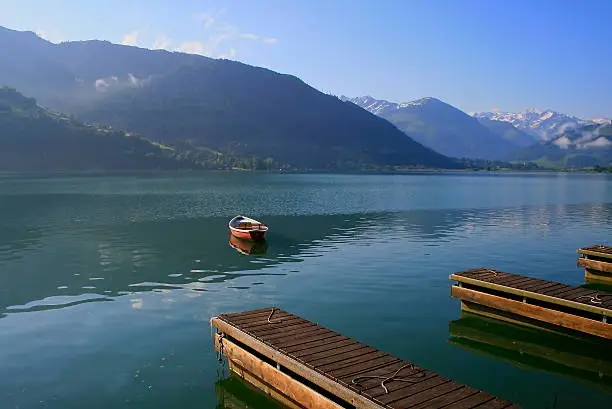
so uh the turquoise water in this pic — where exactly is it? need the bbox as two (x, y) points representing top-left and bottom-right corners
(0, 172), (610, 409)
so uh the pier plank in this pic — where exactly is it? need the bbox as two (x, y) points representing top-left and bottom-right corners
(446, 393), (498, 409)
(363, 371), (437, 399)
(306, 345), (376, 367)
(212, 309), (516, 409)
(406, 386), (481, 409)
(273, 329), (337, 349)
(284, 335), (351, 355)
(259, 325), (325, 342)
(296, 341), (363, 361)
(376, 376), (450, 405)
(251, 321), (317, 337)
(578, 246), (612, 285)
(578, 257), (612, 274)
(578, 245), (612, 260)
(451, 269), (612, 318)
(451, 286), (611, 339)
(354, 367), (431, 395)
(392, 381), (464, 408)
(321, 350), (389, 373)
(536, 283), (574, 297)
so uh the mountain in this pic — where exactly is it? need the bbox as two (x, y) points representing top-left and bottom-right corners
(342, 96), (518, 160)
(509, 122), (612, 168)
(0, 26), (206, 112)
(74, 63), (454, 169)
(0, 87), (201, 171)
(476, 118), (536, 147)
(0, 26), (455, 170)
(471, 109), (591, 141)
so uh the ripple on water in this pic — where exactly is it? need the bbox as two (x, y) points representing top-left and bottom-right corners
(0, 173), (610, 409)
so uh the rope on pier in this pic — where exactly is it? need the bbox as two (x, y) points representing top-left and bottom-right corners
(470, 269), (499, 278)
(483, 268), (499, 277)
(576, 293), (612, 305)
(268, 307), (283, 324)
(351, 363), (426, 394)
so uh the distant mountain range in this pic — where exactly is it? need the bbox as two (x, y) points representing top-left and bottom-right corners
(342, 95), (611, 167)
(0, 26), (455, 171)
(509, 122), (612, 168)
(470, 109), (593, 141)
(0, 25), (608, 170)
(475, 118), (536, 148)
(341, 96), (521, 160)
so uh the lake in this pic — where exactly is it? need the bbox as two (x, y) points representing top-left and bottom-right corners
(0, 171), (611, 409)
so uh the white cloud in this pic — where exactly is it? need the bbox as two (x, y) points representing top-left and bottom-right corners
(177, 41), (207, 55)
(241, 33), (259, 40)
(121, 30), (140, 46)
(581, 137), (611, 149)
(193, 10), (279, 50)
(552, 136), (572, 149)
(152, 36), (172, 50)
(175, 32), (233, 57)
(122, 11), (279, 59)
(94, 76), (119, 92)
(218, 48), (237, 59)
(196, 13), (218, 29)
(128, 73), (151, 87)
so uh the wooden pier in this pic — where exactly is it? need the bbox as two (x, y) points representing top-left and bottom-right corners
(577, 244), (612, 285)
(211, 307), (517, 409)
(450, 268), (612, 340)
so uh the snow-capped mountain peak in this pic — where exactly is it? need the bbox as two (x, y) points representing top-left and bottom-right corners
(341, 95), (397, 115)
(341, 95), (445, 115)
(471, 109), (591, 140)
(399, 97), (440, 108)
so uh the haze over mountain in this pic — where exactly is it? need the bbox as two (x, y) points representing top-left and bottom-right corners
(0, 87), (200, 171)
(471, 109), (592, 141)
(509, 122), (612, 168)
(0, 26), (455, 170)
(342, 95), (519, 160)
(476, 118), (536, 148)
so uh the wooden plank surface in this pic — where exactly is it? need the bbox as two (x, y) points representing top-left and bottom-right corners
(452, 286), (612, 340)
(578, 257), (612, 274)
(578, 244), (612, 260)
(451, 269), (612, 315)
(212, 308), (516, 409)
(217, 335), (345, 409)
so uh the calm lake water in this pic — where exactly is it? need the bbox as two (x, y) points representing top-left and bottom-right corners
(0, 172), (611, 409)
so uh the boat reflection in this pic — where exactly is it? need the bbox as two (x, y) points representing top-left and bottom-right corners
(228, 234), (268, 256)
(448, 312), (612, 393)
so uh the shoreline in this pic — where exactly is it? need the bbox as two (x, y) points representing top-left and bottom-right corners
(0, 168), (610, 178)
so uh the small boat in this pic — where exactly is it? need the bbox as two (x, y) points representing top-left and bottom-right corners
(229, 235), (268, 255)
(228, 215), (268, 242)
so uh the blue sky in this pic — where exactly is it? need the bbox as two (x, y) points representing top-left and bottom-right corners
(2, 0), (611, 118)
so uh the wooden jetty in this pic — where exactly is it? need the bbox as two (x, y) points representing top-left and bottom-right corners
(450, 268), (612, 340)
(577, 244), (612, 285)
(211, 307), (518, 409)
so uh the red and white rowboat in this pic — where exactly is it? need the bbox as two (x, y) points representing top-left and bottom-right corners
(228, 215), (268, 242)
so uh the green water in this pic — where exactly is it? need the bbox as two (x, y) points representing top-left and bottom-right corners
(0, 172), (611, 409)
